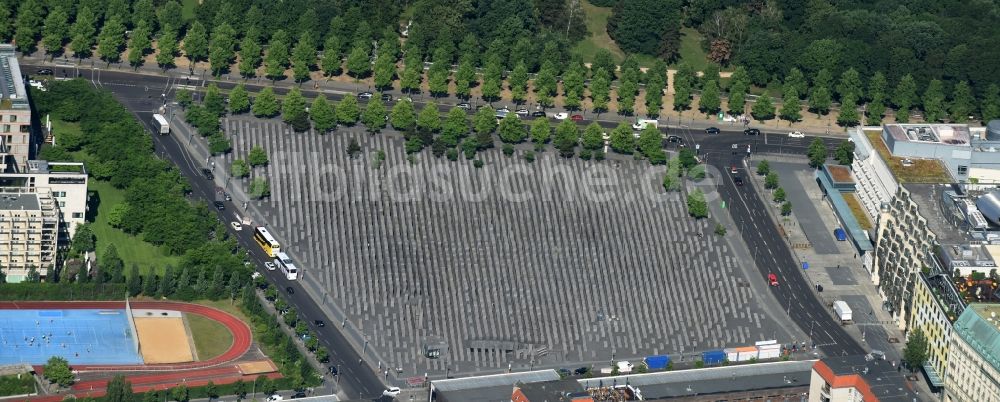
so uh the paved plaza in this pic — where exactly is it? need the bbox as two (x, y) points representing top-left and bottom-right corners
(223, 117), (791, 375)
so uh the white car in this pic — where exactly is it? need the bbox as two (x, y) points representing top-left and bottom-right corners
(552, 112), (569, 120)
(496, 107), (511, 113)
(230, 221), (243, 231)
(789, 131), (805, 138)
(382, 387), (401, 397)
(264, 262), (277, 271)
(515, 109), (529, 116)
(265, 395), (283, 402)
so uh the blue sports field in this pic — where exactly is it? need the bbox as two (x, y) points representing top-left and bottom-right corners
(0, 309), (143, 365)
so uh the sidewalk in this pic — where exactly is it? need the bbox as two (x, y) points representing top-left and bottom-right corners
(20, 53), (852, 139)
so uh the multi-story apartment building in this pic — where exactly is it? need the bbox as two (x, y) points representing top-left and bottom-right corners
(0, 187), (59, 281)
(944, 304), (1000, 402)
(0, 160), (88, 241)
(0, 44), (35, 173)
(809, 355), (918, 402)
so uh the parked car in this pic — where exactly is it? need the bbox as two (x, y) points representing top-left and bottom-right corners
(515, 109), (529, 116)
(789, 131), (805, 138)
(213, 201), (225, 210)
(667, 135), (683, 143)
(230, 221), (243, 231)
(530, 111), (546, 117)
(768, 273), (779, 286)
(201, 168), (214, 180)
(314, 320), (326, 327)
(329, 365), (339, 375)
(552, 112), (569, 120)
(744, 128), (761, 135)
(381, 94), (393, 102)
(357, 92), (373, 99)
(265, 395), (283, 402)
(457, 103), (471, 110)
(290, 392), (307, 399)
(705, 127), (720, 134)
(382, 387), (401, 397)
(570, 114), (584, 121)
(574, 367), (589, 375)
(496, 107), (511, 113)
(265, 261), (276, 271)
(36, 68), (54, 75)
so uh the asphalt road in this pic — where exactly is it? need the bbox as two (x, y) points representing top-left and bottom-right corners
(31, 64), (862, 387)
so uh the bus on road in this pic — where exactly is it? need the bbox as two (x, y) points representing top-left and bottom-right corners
(274, 252), (298, 280)
(253, 226), (280, 257)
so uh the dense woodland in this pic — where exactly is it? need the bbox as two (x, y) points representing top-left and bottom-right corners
(4, 0), (1000, 122)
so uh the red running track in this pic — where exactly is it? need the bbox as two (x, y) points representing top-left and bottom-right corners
(0, 301), (252, 371)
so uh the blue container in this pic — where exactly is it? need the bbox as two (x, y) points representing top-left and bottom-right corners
(644, 355), (670, 370)
(834, 228), (847, 241)
(702, 350), (727, 365)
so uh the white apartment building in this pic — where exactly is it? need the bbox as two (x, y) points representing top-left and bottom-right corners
(0, 160), (89, 240)
(0, 187), (59, 281)
(0, 44), (35, 173)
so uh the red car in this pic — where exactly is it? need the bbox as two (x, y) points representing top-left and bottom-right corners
(571, 114), (584, 121)
(768, 273), (779, 286)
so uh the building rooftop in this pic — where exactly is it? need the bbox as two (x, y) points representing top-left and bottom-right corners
(814, 355), (920, 402)
(864, 130), (952, 183)
(432, 370), (561, 402)
(954, 304), (1000, 372)
(903, 184), (970, 244)
(920, 271), (966, 322)
(577, 360), (815, 400)
(885, 124), (972, 147)
(516, 379), (589, 401)
(0, 44), (28, 110)
(0, 191), (39, 211)
(826, 164), (854, 184)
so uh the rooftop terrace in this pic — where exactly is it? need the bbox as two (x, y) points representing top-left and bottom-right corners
(864, 130), (952, 183)
(904, 183), (969, 244)
(885, 124), (972, 146)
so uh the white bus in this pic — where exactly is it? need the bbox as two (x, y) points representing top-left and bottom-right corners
(274, 252), (298, 280)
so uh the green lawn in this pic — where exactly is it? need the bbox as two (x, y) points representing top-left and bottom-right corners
(89, 181), (182, 275)
(181, 0), (198, 22)
(0, 373), (35, 397)
(187, 311), (234, 360)
(676, 27), (710, 71)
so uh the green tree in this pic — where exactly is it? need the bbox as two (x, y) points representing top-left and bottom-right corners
(102, 244), (125, 283)
(535, 62), (559, 107)
(310, 95), (337, 133)
(752, 93), (775, 120)
(609, 122), (634, 154)
(582, 123), (604, 151)
(208, 23), (237, 75)
(428, 62), (449, 97)
(764, 172), (779, 189)
(785, 68), (808, 99)
(606, 0), (683, 58)
(687, 189), (708, 219)
(127, 265), (141, 296)
(229, 84), (250, 114)
(837, 96), (860, 127)
(780, 85), (801, 122)
(69, 6), (98, 58)
(362, 97), (388, 132)
(982, 84), (1000, 122)
(590, 68), (612, 113)
(809, 86), (832, 115)
(509, 62), (529, 104)
(170, 384), (189, 402)
(922, 79), (946, 122)
(372, 52), (395, 90)
(291, 35), (316, 83)
(155, 27), (179, 68)
(638, 124), (666, 164)
(252, 87), (279, 118)
(238, 36), (262, 78)
(247, 146), (268, 167)
(175, 89), (193, 109)
(321, 35), (343, 77)
(530, 118), (551, 146)
(72, 224), (96, 254)
(204, 381), (217, 401)
(454, 58), (475, 99)
(473, 107), (498, 138)
(282, 88), (308, 128)
(203, 83), (226, 117)
(126, 23), (152, 68)
(807, 138), (828, 168)
(949, 81), (975, 122)
(337, 95), (360, 125)
(498, 113), (527, 143)
(44, 356), (74, 387)
(105, 375), (135, 402)
(182, 21), (208, 63)
(417, 103), (442, 134)
(480, 56), (503, 102)
(836, 68), (863, 102)
(230, 159), (249, 178)
(773, 187), (787, 203)
(400, 52), (423, 94)
(391, 100), (416, 132)
(756, 160), (770, 176)
(345, 45), (371, 78)
(728, 81), (747, 115)
(553, 120), (580, 157)
(867, 72), (888, 125)
(903, 328), (929, 372)
(893, 74), (917, 123)
(441, 107), (469, 146)
(249, 178), (270, 199)
(835, 140), (856, 165)
(41, 7), (70, 57)
(781, 201), (792, 216)
(264, 33), (290, 80)
(699, 80), (721, 115)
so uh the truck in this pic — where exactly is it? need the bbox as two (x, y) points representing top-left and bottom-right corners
(833, 300), (853, 323)
(616, 361), (634, 374)
(643, 355), (670, 370)
(701, 350), (726, 366)
(152, 114), (169, 134)
(632, 119), (658, 130)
